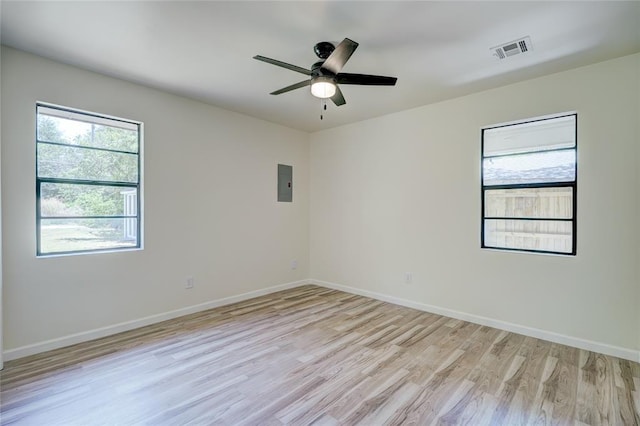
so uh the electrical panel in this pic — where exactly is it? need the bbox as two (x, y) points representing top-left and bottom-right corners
(277, 164), (292, 202)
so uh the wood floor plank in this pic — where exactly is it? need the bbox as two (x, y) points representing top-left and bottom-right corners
(1, 285), (638, 425)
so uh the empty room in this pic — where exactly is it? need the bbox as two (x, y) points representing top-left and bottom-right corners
(1, 1), (639, 425)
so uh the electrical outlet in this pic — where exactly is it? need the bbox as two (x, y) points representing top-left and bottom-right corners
(404, 272), (413, 284)
(291, 260), (298, 270)
(186, 276), (194, 289)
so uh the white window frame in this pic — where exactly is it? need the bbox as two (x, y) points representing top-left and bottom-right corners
(36, 103), (143, 256)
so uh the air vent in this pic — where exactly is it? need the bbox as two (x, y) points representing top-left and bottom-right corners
(491, 36), (533, 60)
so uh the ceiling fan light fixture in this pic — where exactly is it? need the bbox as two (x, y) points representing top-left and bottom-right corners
(310, 77), (336, 99)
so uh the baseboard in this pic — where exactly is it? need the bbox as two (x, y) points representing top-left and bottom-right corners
(311, 279), (640, 363)
(3, 279), (311, 361)
(5, 278), (638, 364)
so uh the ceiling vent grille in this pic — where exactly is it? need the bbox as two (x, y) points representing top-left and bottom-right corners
(491, 36), (533, 60)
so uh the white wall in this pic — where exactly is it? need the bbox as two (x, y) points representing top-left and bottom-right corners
(1, 47), (310, 355)
(637, 59), (640, 360)
(310, 54), (640, 359)
(2, 46), (639, 362)
(0, 45), (3, 369)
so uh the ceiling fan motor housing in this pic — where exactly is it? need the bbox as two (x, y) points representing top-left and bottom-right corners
(313, 41), (335, 59)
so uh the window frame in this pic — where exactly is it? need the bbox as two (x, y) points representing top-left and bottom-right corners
(481, 113), (577, 256)
(36, 103), (143, 256)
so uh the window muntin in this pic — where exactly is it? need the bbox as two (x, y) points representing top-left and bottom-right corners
(36, 104), (142, 256)
(481, 114), (576, 255)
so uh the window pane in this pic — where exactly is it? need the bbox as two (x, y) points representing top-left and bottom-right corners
(41, 183), (137, 217)
(484, 115), (575, 156)
(484, 187), (573, 219)
(37, 106), (138, 152)
(482, 149), (575, 186)
(484, 219), (572, 253)
(40, 218), (138, 254)
(79, 124), (138, 153)
(37, 142), (138, 183)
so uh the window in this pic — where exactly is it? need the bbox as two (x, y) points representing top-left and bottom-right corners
(36, 104), (142, 255)
(481, 114), (576, 255)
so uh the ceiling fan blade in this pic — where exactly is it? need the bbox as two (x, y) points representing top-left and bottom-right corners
(253, 55), (311, 75)
(270, 79), (311, 95)
(322, 38), (359, 75)
(337, 73), (397, 86)
(331, 86), (346, 106)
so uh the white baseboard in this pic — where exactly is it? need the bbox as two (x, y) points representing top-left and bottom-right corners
(311, 279), (640, 363)
(3, 279), (310, 361)
(5, 278), (639, 364)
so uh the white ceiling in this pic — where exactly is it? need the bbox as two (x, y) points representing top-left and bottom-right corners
(2, 1), (639, 133)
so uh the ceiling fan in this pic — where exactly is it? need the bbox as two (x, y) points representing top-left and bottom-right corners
(253, 38), (397, 107)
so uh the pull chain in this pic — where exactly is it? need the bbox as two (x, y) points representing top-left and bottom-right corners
(320, 99), (327, 120)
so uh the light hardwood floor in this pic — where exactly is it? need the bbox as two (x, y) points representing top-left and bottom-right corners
(1, 285), (639, 425)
